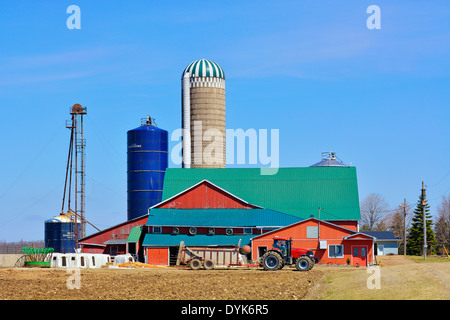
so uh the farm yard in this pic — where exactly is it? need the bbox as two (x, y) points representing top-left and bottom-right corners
(0, 256), (448, 300)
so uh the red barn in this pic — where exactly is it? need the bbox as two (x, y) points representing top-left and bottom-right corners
(143, 180), (302, 266)
(251, 218), (375, 266)
(79, 215), (148, 257)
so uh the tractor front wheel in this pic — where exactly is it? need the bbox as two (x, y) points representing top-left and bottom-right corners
(295, 256), (314, 271)
(262, 252), (283, 271)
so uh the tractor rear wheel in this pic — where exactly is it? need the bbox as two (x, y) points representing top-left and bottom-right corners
(295, 256), (314, 271)
(262, 252), (283, 271)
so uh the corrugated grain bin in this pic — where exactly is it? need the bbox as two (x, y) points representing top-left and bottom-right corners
(44, 213), (81, 253)
(127, 117), (168, 221)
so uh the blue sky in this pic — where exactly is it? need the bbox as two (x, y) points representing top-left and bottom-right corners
(0, 1), (449, 241)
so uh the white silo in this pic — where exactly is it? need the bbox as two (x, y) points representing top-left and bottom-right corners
(181, 59), (226, 168)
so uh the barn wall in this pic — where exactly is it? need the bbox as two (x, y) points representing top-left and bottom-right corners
(158, 183), (257, 209)
(80, 245), (105, 254)
(80, 216), (148, 254)
(328, 220), (358, 232)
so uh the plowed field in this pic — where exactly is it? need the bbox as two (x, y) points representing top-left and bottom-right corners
(0, 266), (325, 300)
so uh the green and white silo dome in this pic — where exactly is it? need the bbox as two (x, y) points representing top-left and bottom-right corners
(181, 59), (226, 168)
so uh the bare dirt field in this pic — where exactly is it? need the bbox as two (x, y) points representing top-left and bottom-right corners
(1, 256), (448, 300)
(0, 266), (326, 300)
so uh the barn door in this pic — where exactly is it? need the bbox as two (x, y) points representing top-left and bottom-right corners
(146, 248), (169, 266)
(352, 246), (367, 267)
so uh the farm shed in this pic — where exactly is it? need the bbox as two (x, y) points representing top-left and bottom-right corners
(79, 214), (148, 257)
(126, 226), (144, 260)
(251, 218), (375, 266)
(362, 231), (401, 256)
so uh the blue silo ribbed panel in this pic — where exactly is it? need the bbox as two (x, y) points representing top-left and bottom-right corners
(127, 124), (169, 221)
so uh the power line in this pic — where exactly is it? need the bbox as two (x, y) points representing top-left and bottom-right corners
(428, 170), (450, 188)
(0, 125), (63, 201)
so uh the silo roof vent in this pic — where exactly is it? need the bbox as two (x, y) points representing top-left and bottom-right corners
(310, 152), (349, 167)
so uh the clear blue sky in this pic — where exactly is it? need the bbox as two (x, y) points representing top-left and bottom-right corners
(0, 1), (449, 241)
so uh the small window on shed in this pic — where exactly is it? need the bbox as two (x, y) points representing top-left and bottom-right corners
(258, 246), (267, 258)
(153, 226), (162, 234)
(243, 228), (252, 235)
(307, 226), (318, 238)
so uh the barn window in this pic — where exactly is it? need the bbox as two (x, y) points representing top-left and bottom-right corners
(243, 228), (252, 234)
(153, 226), (162, 234)
(307, 226), (318, 238)
(328, 245), (344, 258)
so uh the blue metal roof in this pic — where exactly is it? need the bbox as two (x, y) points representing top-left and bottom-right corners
(362, 231), (401, 241)
(142, 233), (252, 247)
(146, 208), (302, 228)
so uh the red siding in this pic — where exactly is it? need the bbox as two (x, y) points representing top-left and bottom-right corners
(328, 220), (359, 232)
(158, 182), (258, 209)
(79, 215), (148, 254)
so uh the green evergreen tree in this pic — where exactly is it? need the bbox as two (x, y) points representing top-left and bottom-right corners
(407, 191), (435, 255)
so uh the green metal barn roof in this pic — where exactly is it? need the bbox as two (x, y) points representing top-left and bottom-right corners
(127, 226), (142, 242)
(146, 208), (301, 227)
(162, 167), (361, 221)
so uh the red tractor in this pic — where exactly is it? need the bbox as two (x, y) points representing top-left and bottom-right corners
(261, 237), (317, 271)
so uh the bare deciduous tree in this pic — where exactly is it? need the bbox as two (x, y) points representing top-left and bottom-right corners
(360, 193), (389, 231)
(385, 202), (412, 254)
(435, 195), (450, 253)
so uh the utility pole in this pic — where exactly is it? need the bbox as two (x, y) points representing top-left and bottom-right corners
(401, 198), (407, 256)
(422, 181), (427, 261)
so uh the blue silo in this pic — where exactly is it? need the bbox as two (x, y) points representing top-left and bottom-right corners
(127, 116), (168, 221)
(44, 213), (81, 253)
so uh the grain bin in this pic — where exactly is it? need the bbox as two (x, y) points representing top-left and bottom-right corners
(127, 116), (168, 221)
(44, 213), (81, 253)
(181, 59), (226, 168)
